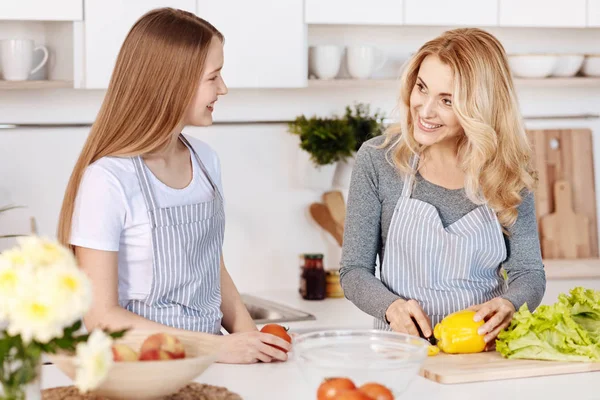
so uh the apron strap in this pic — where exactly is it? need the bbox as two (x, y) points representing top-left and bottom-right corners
(401, 154), (419, 198)
(179, 134), (224, 204)
(133, 155), (159, 211)
(132, 134), (223, 212)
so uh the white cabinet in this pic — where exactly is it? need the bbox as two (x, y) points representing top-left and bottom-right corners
(404, 0), (497, 26)
(588, 0), (600, 27)
(82, 0), (196, 89)
(305, 0), (403, 25)
(499, 0), (587, 27)
(0, 0), (83, 21)
(197, 0), (306, 88)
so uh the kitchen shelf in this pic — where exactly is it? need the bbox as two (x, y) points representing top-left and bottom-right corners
(0, 80), (73, 90)
(307, 77), (600, 89)
(543, 258), (600, 280)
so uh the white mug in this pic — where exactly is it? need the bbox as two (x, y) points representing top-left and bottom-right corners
(309, 45), (343, 80)
(0, 39), (49, 81)
(346, 46), (387, 79)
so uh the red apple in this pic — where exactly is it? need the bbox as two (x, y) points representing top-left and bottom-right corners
(111, 344), (139, 362)
(138, 333), (185, 361)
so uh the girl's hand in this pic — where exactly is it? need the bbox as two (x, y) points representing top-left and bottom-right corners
(216, 331), (292, 364)
(468, 297), (515, 347)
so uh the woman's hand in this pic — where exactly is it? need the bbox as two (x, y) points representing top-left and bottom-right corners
(216, 331), (292, 364)
(385, 299), (432, 338)
(468, 297), (516, 348)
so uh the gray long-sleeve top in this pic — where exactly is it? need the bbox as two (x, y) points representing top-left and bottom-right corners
(340, 136), (546, 323)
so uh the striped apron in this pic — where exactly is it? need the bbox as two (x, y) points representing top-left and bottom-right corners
(374, 155), (507, 330)
(121, 135), (224, 334)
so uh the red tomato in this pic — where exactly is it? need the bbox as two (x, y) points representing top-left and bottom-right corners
(358, 383), (394, 400)
(317, 377), (356, 400)
(259, 324), (292, 353)
(333, 390), (374, 400)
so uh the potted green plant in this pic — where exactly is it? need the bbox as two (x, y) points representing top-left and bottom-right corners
(345, 103), (386, 152)
(288, 114), (355, 190)
(288, 103), (386, 190)
(333, 103), (386, 189)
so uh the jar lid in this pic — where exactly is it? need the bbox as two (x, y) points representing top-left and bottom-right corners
(303, 253), (324, 259)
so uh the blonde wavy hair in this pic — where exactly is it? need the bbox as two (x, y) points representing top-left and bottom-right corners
(382, 28), (536, 228)
(57, 8), (223, 246)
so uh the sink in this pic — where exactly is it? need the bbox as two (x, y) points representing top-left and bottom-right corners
(241, 294), (316, 324)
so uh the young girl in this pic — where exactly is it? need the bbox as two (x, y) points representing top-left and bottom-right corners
(340, 28), (546, 347)
(57, 8), (290, 364)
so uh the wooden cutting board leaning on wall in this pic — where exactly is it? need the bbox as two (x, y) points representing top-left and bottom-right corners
(527, 129), (598, 259)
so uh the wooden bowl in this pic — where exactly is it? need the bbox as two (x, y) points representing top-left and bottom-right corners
(48, 330), (219, 400)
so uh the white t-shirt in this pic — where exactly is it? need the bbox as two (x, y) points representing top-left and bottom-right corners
(70, 135), (224, 304)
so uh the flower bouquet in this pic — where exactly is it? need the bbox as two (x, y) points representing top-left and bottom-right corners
(0, 236), (126, 400)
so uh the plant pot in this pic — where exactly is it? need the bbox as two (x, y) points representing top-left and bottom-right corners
(294, 149), (336, 191)
(332, 156), (356, 189)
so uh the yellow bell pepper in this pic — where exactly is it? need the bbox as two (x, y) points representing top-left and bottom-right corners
(433, 310), (486, 354)
(427, 345), (440, 356)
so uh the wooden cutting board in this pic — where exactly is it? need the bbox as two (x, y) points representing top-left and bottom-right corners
(540, 181), (590, 258)
(420, 351), (600, 384)
(527, 129), (598, 258)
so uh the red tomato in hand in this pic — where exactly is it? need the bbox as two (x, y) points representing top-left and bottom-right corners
(259, 324), (292, 353)
(333, 390), (374, 400)
(358, 383), (394, 400)
(317, 377), (356, 400)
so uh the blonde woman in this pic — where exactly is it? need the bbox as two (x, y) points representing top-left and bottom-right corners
(340, 28), (546, 346)
(57, 8), (290, 364)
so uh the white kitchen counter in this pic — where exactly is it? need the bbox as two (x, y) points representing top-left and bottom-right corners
(42, 290), (600, 400)
(41, 356), (600, 400)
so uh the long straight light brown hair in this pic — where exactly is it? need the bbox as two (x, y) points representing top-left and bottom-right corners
(382, 28), (536, 228)
(57, 8), (223, 246)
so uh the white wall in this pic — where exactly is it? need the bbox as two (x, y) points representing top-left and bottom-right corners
(1, 26), (600, 293)
(2, 103), (600, 294)
(0, 123), (336, 294)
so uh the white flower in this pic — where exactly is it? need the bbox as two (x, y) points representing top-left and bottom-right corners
(17, 236), (76, 269)
(7, 288), (65, 344)
(75, 329), (114, 393)
(37, 263), (92, 326)
(1, 236), (91, 342)
(0, 259), (34, 322)
(0, 246), (29, 268)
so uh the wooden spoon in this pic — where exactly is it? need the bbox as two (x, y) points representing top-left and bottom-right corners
(309, 203), (343, 246)
(322, 190), (346, 229)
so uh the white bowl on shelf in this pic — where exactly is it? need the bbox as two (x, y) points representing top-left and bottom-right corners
(551, 54), (585, 77)
(508, 54), (558, 78)
(293, 329), (429, 397)
(582, 55), (600, 77)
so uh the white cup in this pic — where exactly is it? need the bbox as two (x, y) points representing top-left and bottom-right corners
(0, 39), (49, 81)
(309, 45), (343, 80)
(346, 46), (387, 79)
